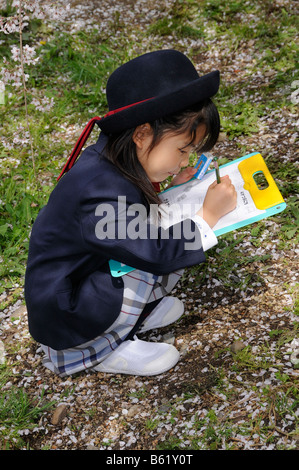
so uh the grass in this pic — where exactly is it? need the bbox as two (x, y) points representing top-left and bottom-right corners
(0, 0), (298, 450)
(0, 365), (55, 449)
(155, 341), (298, 450)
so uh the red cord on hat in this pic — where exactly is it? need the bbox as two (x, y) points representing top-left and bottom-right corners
(57, 97), (153, 181)
(57, 116), (101, 180)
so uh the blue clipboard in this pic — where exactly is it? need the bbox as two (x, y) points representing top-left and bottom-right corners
(109, 152), (286, 277)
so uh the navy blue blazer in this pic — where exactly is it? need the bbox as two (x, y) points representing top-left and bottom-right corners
(25, 133), (206, 350)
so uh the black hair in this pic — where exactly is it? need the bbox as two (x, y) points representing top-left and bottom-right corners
(105, 99), (220, 206)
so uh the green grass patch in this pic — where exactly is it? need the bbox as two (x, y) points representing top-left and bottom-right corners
(0, 365), (55, 450)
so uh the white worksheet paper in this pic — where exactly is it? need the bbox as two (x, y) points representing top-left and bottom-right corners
(157, 163), (266, 232)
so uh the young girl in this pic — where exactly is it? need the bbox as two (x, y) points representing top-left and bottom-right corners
(25, 49), (237, 377)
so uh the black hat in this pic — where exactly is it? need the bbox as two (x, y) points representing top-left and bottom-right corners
(57, 49), (219, 180)
(100, 49), (219, 134)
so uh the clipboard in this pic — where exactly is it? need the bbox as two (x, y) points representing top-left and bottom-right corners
(109, 152), (286, 277)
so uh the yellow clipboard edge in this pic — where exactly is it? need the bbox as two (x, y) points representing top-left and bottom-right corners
(238, 153), (285, 210)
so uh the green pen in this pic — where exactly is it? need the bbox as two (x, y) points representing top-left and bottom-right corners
(213, 157), (221, 184)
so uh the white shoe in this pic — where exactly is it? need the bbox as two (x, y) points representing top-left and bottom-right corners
(139, 297), (184, 333)
(93, 337), (180, 376)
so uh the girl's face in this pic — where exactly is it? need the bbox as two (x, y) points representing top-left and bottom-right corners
(134, 123), (207, 182)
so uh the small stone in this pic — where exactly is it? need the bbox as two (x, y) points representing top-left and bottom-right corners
(51, 404), (68, 425)
(162, 332), (175, 345)
(158, 403), (172, 413)
(10, 305), (27, 318)
(0, 340), (6, 365)
(127, 405), (143, 418)
(179, 343), (189, 357)
(264, 70), (276, 77)
(230, 340), (246, 353)
(217, 132), (227, 142)
(290, 349), (299, 367)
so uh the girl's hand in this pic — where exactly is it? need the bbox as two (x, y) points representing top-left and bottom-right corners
(197, 175), (237, 228)
(170, 167), (197, 187)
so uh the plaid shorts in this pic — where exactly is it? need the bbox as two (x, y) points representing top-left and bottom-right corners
(40, 268), (183, 376)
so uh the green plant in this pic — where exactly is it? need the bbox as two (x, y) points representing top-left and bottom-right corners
(0, 366), (55, 449)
